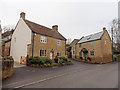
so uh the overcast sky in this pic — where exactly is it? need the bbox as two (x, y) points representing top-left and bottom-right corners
(0, 0), (118, 40)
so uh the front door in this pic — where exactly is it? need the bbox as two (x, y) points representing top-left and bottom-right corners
(50, 52), (53, 59)
(84, 53), (88, 61)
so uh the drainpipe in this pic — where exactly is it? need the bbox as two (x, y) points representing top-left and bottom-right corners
(31, 32), (35, 59)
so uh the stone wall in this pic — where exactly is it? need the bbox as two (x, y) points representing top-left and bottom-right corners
(33, 34), (66, 58)
(2, 60), (14, 79)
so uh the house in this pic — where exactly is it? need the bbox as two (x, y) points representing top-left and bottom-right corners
(10, 12), (66, 64)
(72, 27), (112, 63)
(70, 39), (80, 59)
(2, 30), (14, 58)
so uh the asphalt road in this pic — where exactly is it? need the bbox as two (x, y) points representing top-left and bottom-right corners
(3, 59), (118, 89)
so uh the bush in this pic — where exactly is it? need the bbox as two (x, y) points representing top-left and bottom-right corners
(28, 57), (52, 65)
(58, 56), (68, 62)
(116, 54), (120, 62)
(28, 56), (72, 67)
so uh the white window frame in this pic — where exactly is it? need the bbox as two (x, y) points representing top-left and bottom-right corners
(57, 40), (62, 45)
(40, 36), (46, 43)
(40, 50), (46, 57)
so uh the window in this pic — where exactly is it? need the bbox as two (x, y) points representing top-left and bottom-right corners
(79, 43), (82, 47)
(105, 40), (106, 44)
(40, 36), (46, 43)
(90, 51), (94, 56)
(57, 40), (62, 45)
(14, 37), (16, 42)
(57, 52), (61, 56)
(90, 41), (94, 46)
(40, 50), (46, 56)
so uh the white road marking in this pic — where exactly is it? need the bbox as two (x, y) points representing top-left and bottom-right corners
(9, 66), (94, 89)
(4, 66), (89, 87)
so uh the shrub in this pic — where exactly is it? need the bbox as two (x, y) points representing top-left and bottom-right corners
(66, 46), (72, 52)
(28, 57), (52, 65)
(58, 56), (68, 62)
(116, 54), (120, 62)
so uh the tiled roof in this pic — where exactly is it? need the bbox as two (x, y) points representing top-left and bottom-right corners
(24, 19), (66, 41)
(2, 30), (14, 38)
(78, 31), (104, 43)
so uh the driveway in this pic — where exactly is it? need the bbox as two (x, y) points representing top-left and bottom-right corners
(2, 59), (118, 89)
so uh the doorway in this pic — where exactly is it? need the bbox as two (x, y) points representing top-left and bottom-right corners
(50, 51), (54, 60)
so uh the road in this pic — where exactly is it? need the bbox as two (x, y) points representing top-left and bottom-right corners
(3, 59), (118, 89)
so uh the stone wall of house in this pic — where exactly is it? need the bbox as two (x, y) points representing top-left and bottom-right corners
(4, 41), (11, 59)
(2, 60), (14, 79)
(76, 40), (102, 61)
(101, 30), (112, 63)
(33, 34), (66, 58)
(74, 30), (112, 63)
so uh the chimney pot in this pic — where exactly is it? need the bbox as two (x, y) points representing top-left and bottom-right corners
(103, 27), (106, 30)
(52, 25), (58, 31)
(20, 12), (25, 19)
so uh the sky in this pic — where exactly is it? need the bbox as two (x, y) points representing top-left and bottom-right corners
(0, 0), (118, 41)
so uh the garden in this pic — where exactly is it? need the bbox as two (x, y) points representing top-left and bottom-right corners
(27, 56), (73, 67)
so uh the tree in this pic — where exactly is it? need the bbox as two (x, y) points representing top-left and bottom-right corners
(3, 25), (15, 33)
(110, 19), (120, 53)
(66, 46), (72, 52)
(66, 38), (72, 45)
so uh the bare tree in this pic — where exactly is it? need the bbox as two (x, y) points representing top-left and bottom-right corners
(110, 19), (120, 53)
(3, 25), (15, 33)
(66, 38), (72, 44)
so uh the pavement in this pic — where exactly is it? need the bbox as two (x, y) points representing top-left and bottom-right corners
(2, 59), (118, 89)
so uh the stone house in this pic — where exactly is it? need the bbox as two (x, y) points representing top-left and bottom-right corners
(72, 28), (112, 63)
(2, 30), (14, 58)
(10, 12), (66, 64)
(70, 39), (80, 59)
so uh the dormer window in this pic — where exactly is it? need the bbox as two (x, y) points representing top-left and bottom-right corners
(40, 36), (46, 43)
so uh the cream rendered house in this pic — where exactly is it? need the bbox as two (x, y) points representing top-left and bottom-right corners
(10, 12), (32, 62)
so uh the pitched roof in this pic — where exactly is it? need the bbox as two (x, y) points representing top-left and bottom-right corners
(2, 30), (14, 38)
(70, 39), (80, 46)
(24, 19), (66, 41)
(78, 31), (104, 43)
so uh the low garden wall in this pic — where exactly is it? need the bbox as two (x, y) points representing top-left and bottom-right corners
(2, 60), (14, 79)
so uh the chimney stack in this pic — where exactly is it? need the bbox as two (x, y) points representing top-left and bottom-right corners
(103, 27), (107, 32)
(20, 12), (25, 19)
(52, 25), (58, 31)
